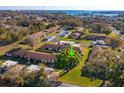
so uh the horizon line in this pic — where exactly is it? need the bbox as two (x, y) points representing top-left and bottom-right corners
(0, 6), (124, 11)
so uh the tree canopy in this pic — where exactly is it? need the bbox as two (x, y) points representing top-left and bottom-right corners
(82, 48), (124, 87)
(55, 47), (81, 70)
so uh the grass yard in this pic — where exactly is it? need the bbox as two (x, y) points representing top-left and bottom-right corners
(55, 69), (67, 76)
(0, 42), (18, 56)
(57, 37), (91, 44)
(47, 32), (58, 36)
(0, 36), (29, 56)
(0, 43), (19, 63)
(18, 44), (31, 49)
(109, 33), (120, 37)
(0, 60), (4, 66)
(58, 48), (101, 87)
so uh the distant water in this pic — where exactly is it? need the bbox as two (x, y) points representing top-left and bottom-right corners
(93, 13), (118, 16)
(44, 10), (118, 16)
(0, 9), (119, 16)
(45, 10), (93, 15)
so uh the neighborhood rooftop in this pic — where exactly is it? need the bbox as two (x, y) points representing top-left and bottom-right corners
(40, 43), (82, 54)
(6, 48), (56, 63)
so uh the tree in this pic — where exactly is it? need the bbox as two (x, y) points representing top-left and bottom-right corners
(82, 48), (124, 87)
(0, 27), (6, 35)
(55, 47), (81, 70)
(105, 37), (124, 49)
(0, 65), (54, 87)
(90, 22), (102, 36)
(101, 25), (112, 37)
(90, 23), (112, 37)
(31, 22), (46, 31)
(25, 36), (37, 49)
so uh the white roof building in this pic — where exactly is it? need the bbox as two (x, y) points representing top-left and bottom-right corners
(91, 40), (105, 45)
(72, 44), (81, 47)
(44, 67), (58, 80)
(27, 65), (41, 72)
(58, 41), (75, 45)
(2, 60), (18, 67)
(44, 36), (56, 41)
(45, 67), (55, 73)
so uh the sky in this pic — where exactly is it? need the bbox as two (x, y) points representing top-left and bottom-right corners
(0, 6), (124, 11)
(0, 0), (124, 10)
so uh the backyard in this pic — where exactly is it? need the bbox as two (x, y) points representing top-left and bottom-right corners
(58, 48), (102, 87)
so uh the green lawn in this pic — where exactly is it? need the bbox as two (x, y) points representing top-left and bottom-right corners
(109, 33), (120, 37)
(0, 61), (4, 66)
(47, 32), (58, 36)
(0, 36), (29, 56)
(55, 69), (67, 76)
(57, 37), (91, 44)
(58, 48), (101, 87)
(0, 42), (18, 56)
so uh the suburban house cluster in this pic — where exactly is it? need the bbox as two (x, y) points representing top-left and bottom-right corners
(4, 25), (84, 69)
(0, 60), (58, 81)
(40, 42), (82, 54)
(84, 35), (106, 41)
(2, 25), (84, 87)
(6, 48), (56, 63)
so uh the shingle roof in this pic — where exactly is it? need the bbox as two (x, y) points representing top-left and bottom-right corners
(41, 44), (60, 50)
(40, 43), (82, 54)
(6, 48), (56, 63)
(29, 31), (44, 39)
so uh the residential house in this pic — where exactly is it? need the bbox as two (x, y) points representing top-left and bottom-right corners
(8, 64), (25, 74)
(29, 31), (44, 39)
(27, 65), (58, 80)
(41, 44), (60, 52)
(40, 43), (82, 54)
(2, 60), (18, 67)
(45, 67), (58, 81)
(0, 60), (18, 74)
(6, 48), (56, 63)
(58, 30), (72, 37)
(44, 26), (59, 34)
(91, 40), (105, 45)
(84, 35), (106, 41)
(59, 44), (82, 54)
(70, 30), (83, 39)
(43, 36), (56, 42)
(27, 65), (41, 73)
(57, 41), (75, 45)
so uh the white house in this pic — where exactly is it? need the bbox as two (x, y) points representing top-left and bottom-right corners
(58, 41), (75, 45)
(2, 60), (18, 67)
(91, 40), (105, 45)
(58, 30), (72, 37)
(27, 65), (41, 73)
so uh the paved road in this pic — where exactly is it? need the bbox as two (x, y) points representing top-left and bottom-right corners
(58, 83), (79, 87)
(111, 27), (124, 40)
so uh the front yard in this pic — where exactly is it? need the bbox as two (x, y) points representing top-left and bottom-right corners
(0, 42), (18, 56)
(58, 48), (101, 87)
